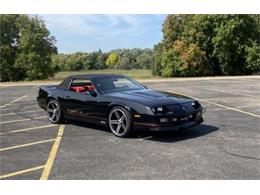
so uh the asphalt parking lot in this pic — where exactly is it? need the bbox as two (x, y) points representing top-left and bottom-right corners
(0, 76), (259, 179)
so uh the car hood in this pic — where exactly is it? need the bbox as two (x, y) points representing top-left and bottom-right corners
(106, 89), (193, 106)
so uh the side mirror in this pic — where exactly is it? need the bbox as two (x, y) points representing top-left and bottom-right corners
(89, 90), (97, 97)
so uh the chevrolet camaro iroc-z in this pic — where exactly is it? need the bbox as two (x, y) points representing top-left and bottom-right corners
(37, 74), (204, 137)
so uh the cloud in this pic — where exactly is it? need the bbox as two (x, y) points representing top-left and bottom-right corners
(39, 14), (166, 53)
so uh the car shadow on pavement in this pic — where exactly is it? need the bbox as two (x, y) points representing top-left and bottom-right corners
(136, 124), (219, 143)
(67, 120), (218, 143)
(67, 120), (111, 131)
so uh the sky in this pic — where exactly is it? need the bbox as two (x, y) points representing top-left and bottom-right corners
(39, 14), (166, 54)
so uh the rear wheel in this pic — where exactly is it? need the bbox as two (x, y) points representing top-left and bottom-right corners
(47, 99), (63, 124)
(108, 106), (132, 137)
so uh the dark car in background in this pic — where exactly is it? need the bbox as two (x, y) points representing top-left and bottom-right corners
(37, 74), (203, 137)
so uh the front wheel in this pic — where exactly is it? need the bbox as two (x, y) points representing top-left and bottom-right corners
(47, 99), (63, 124)
(108, 106), (132, 137)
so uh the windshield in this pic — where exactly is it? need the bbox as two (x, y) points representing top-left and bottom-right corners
(92, 76), (145, 94)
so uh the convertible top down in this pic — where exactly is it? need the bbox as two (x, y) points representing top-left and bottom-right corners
(37, 74), (204, 137)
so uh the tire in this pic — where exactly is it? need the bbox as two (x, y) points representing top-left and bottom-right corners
(46, 99), (63, 124)
(108, 106), (132, 138)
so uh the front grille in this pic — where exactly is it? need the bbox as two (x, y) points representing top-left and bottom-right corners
(167, 105), (180, 111)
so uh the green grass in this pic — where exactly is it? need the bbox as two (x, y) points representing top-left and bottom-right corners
(54, 69), (158, 80)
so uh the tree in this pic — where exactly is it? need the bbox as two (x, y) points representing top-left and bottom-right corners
(0, 15), (57, 81)
(182, 15), (222, 75)
(162, 15), (191, 50)
(51, 53), (67, 71)
(116, 52), (134, 69)
(0, 15), (20, 81)
(159, 14), (260, 77)
(106, 53), (119, 66)
(15, 15), (57, 80)
(211, 15), (259, 75)
(151, 43), (164, 76)
(136, 49), (153, 69)
(246, 42), (260, 74)
(65, 52), (85, 71)
(95, 49), (108, 69)
(85, 52), (98, 70)
(161, 40), (208, 77)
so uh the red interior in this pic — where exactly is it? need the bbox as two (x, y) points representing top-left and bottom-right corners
(69, 85), (95, 93)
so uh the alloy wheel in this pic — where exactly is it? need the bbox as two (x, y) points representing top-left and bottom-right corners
(109, 108), (128, 136)
(47, 100), (61, 123)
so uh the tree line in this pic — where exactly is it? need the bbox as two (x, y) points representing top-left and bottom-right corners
(52, 48), (153, 72)
(1, 14), (260, 81)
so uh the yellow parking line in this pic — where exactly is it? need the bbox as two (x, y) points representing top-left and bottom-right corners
(0, 107), (20, 111)
(0, 165), (45, 179)
(40, 125), (65, 180)
(0, 116), (47, 124)
(168, 90), (260, 118)
(34, 116), (48, 120)
(0, 139), (55, 152)
(0, 104), (37, 111)
(24, 105), (38, 109)
(0, 95), (28, 109)
(0, 118), (31, 124)
(0, 124), (58, 135)
(0, 109), (43, 116)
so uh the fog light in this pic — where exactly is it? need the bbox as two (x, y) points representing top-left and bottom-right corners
(172, 117), (178, 122)
(188, 114), (193, 119)
(160, 118), (169, 123)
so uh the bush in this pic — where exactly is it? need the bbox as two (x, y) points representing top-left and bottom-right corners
(246, 42), (260, 74)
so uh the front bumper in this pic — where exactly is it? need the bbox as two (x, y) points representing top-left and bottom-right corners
(133, 109), (204, 131)
(148, 118), (203, 131)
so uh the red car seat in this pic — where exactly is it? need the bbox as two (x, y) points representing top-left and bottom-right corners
(85, 85), (94, 91)
(70, 85), (95, 93)
(70, 86), (86, 92)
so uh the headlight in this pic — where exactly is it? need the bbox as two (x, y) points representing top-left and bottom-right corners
(145, 106), (166, 114)
(157, 106), (163, 112)
(145, 106), (156, 114)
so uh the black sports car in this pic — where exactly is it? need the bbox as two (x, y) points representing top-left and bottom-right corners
(37, 74), (204, 137)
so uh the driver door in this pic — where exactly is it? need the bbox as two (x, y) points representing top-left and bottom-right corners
(62, 79), (98, 122)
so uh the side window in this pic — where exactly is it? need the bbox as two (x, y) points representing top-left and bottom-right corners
(69, 79), (95, 93)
